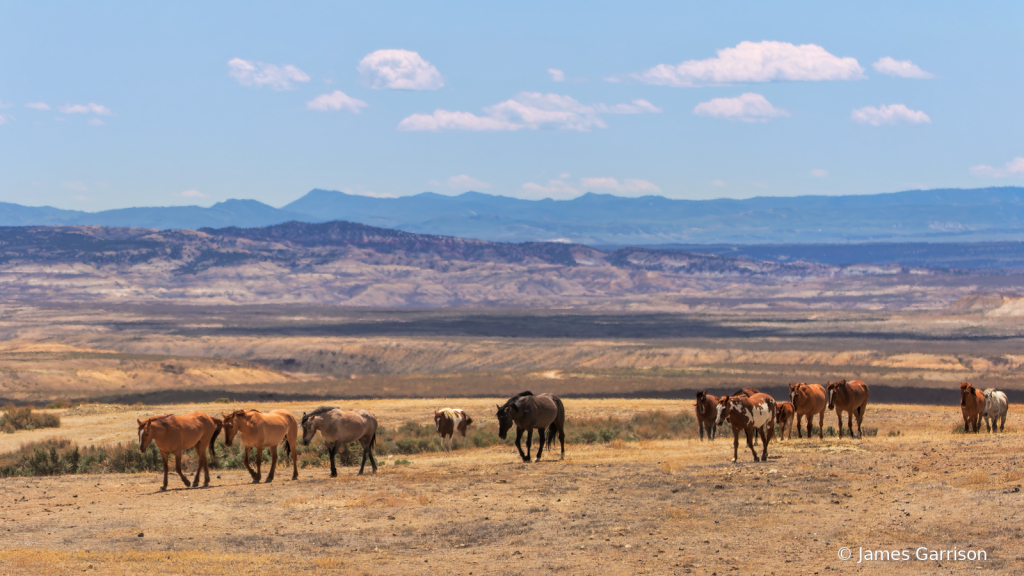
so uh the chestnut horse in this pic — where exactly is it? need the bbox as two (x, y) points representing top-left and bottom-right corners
(496, 391), (565, 463)
(775, 401), (795, 440)
(137, 412), (221, 491)
(695, 389), (719, 441)
(434, 408), (473, 450)
(790, 382), (827, 439)
(827, 379), (870, 438)
(222, 409), (299, 483)
(714, 393), (777, 462)
(959, 382), (985, 433)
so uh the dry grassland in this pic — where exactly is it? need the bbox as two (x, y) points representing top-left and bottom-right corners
(1, 400), (1022, 575)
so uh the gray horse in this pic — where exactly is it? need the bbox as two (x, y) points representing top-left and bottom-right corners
(496, 391), (565, 463)
(300, 406), (378, 476)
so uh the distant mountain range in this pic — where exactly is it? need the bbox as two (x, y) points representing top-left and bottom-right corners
(3, 186), (1024, 245)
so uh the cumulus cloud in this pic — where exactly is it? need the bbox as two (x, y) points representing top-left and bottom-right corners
(872, 57), (935, 79)
(358, 49), (443, 90)
(25, 102), (50, 111)
(810, 169), (828, 178)
(398, 92), (661, 132)
(180, 190), (207, 198)
(548, 68), (566, 82)
(58, 102), (113, 115)
(634, 40), (864, 87)
(580, 177), (660, 194)
(970, 157), (1024, 178)
(693, 93), (789, 122)
(228, 58), (310, 90)
(447, 174), (490, 190)
(306, 91), (368, 113)
(851, 104), (931, 126)
(520, 178), (580, 200)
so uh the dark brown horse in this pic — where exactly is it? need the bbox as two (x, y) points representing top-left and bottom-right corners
(137, 412), (221, 491)
(790, 382), (827, 439)
(959, 382), (985, 433)
(714, 393), (777, 462)
(695, 389), (719, 441)
(826, 379), (870, 438)
(496, 391), (565, 462)
(775, 401), (795, 440)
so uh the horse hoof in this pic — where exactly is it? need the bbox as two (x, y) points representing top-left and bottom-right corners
(159, 486), (167, 492)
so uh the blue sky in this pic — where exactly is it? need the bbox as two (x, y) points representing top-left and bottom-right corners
(1, 1), (1022, 210)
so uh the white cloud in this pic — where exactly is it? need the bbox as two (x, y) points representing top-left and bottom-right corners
(548, 68), (566, 82)
(180, 189), (207, 198)
(970, 157), (1024, 178)
(580, 177), (660, 195)
(0, 114), (9, 125)
(358, 49), (443, 90)
(228, 58), (310, 90)
(872, 57), (935, 79)
(398, 92), (661, 132)
(810, 168), (828, 178)
(306, 91), (368, 113)
(520, 178), (580, 200)
(87, 118), (104, 126)
(693, 93), (789, 122)
(634, 41), (864, 87)
(851, 104), (931, 126)
(25, 102), (50, 111)
(0, 100), (12, 109)
(447, 174), (490, 190)
(711, 179), (727, 187)
(58, 102), (113, 115)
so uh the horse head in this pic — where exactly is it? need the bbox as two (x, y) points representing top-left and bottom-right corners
(695, 389), (708, 414)
(826, 381), (839, 410)
(495, 402), (518, 440)
(714, 395), (732, 427)
(220, 410), (246, 446)
(137, 418), (154, 453)
(789, 383), (801, 404)
(960, 382), (974, 407)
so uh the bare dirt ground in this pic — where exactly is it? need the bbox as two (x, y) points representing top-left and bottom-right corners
(1, 400), (1021, 575)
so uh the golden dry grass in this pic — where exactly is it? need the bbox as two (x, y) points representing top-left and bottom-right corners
(1, 401), (1022, 575)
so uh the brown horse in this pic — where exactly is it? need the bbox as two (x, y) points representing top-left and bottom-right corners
(714, 393), (777, 462)
(826, 379), (870, 438)
(775, 401), (795, 440)
(137, 412), (221, 491)
(222, 409), (299, 483)
(790, 382), (827, 439)
(959, 382), (985, 433)
(301, 406), (378, 476)
(496, 391), (566, 462)
(695, 389), (719, 441)
(732, 387), (760, 397)
(434, 408), (473, 450)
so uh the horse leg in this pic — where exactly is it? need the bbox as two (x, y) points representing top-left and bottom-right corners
(746, 427), (758, 462)
(367, 439), (378, 473)
(731, 428), (739, 462)
(290, 435), (299, 480)
(759, 426), (770, 462)
(242, 446), (258, 480)
(699, 420), (705, 441)
(328, 443), (338, 478)
(174, 450), (190, 488)
(160, 451), (169, 491)
(358, 442), (368, 475)
(514, 428), (527, 462)
(525, 429), (533, 462)
(836, 411), (844, 438)
(558, 425), (565, 460)
(855, 406), (865, 438)
(191, 442), (205, 487)
(795, 415), (802, 439)
(1000, 412), (1006, 432)
(266, 445), (278, 483)
(817, 411), (824, 440)
(846, 411), (854, 438)
(252, 447), (263, 483)
(534, 428), (546, 463)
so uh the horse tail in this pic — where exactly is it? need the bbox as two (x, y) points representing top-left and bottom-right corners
(548, 395), (566, 447)
(465, 416), (474, 426)
(209, 418), (223, 459)
(281, 436), (292, 461)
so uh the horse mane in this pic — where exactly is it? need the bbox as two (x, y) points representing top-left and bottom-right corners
(302, 405), (338, 425)
(439, 408), (461, 422)
(499, 391), (533, 410)
(140, 414), (172, 426)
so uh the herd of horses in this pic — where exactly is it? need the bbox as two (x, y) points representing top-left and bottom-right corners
(694, 379), (1012, 463)
(134, 382), (1010, 490)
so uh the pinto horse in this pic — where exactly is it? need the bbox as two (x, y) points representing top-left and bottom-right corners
(982, 388), (1009, 433)
(434, 408), (473, 450)
(790, 382), (827, 439)
(301, 407), (378, 476)
(695, 389), (719, 441)
(959, 382), (985, 433)
(775, 401), (795, 440)
(137, 412), (221, 491)
(714, 393), (777, 462)
(222, 409), (299, 483)
(496, 391), (565, 463)
(827, 379), (870, 438)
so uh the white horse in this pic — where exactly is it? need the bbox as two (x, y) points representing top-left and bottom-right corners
(982, 389), (1008, 433)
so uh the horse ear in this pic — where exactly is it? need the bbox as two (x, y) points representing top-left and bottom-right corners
(137, 419), (143, 426)
(496, 404), (502, 410)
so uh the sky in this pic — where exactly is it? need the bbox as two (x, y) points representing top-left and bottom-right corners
(1, 1), (1023, 210)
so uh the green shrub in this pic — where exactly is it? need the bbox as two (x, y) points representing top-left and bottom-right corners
(0, 405), (61, 434)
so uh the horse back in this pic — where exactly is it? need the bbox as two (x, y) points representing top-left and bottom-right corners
(155, 412), (215, 451)
(522, 393), (562, 428)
